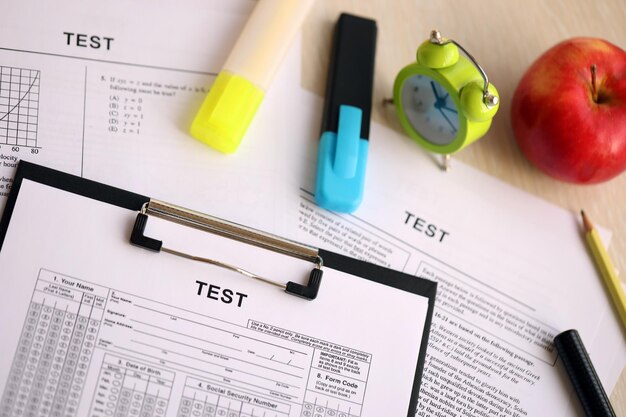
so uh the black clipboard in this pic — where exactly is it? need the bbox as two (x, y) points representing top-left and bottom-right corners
(0, 160), (437, 415)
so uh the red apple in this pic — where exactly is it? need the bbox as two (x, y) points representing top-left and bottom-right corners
(511, 38), (626, 184)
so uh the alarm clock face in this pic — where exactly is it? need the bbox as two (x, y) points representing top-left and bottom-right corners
(401, 74), (459, 146)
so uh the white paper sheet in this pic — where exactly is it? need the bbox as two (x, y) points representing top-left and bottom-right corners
(274, 89), (626, 416)
(0, 178), (430, 417)
(0, 0), (301, 231)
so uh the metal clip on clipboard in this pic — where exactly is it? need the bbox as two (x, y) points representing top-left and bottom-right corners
(129, 200), (323, 300)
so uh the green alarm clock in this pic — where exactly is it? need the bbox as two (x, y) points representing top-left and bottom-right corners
(390, 30), (499, 169)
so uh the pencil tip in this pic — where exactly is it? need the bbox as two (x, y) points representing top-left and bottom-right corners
(581, 210), (593, 232)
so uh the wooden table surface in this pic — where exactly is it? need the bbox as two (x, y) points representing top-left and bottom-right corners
(303, 0), (626, 414)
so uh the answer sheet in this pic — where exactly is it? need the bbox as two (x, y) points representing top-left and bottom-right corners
(0, 178), (430, 417)
(0, 0), (300, 231)
(277, 90), (626, 416)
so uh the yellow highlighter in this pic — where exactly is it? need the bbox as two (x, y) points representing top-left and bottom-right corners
(190, 0), (313, 153)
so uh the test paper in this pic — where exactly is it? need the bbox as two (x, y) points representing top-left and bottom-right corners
(0, 179), (430, 417)
(278, 89), (626, 417)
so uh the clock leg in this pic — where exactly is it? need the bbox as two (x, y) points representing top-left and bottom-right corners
(442, 154), (451, 171)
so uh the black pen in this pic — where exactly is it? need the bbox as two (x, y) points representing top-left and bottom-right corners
(554, 329), (616, 417)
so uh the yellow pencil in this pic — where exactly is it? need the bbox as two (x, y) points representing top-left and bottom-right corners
(581, 210), (626, 330)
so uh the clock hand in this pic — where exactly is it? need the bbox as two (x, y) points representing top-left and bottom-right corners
(435, 83), (449, 101)
(441, 105), (458, 114)
(438, 107), (457, 132)
(430, 81), (440, 100)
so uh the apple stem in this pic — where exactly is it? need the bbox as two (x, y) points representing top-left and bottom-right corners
(591, 64), (598, 102)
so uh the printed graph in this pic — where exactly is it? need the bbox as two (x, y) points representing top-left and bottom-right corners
(0, 66), (40, 148)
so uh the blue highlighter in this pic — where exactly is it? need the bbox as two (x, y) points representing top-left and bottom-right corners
(314, 13), (377, 213)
